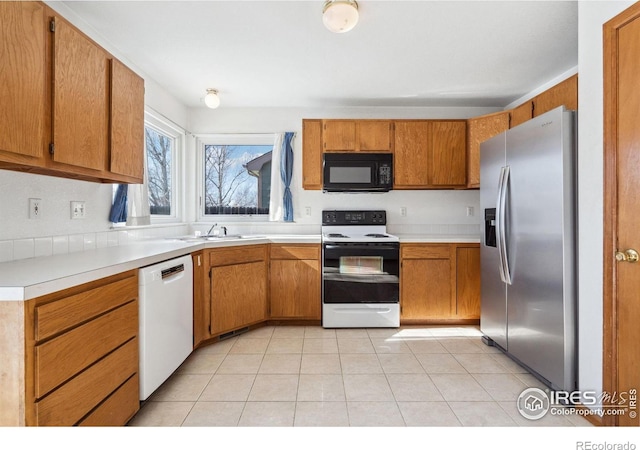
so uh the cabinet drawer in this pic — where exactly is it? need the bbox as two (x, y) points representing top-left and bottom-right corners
(35, 338), (138, 426)
(209, 245), (266, 267)
(35, 274), (137, 341)
(78, 374), (139, 426)
(401, 244), (451, 259)
(35, 300), (138, 398)
(270, 245), (319, 260)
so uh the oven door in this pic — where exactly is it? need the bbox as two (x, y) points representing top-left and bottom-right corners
(322, 242), (399, 304)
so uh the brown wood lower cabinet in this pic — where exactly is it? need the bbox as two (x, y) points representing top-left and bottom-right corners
(269, 244), (321, 320)
(400, 243), (480, 323)
(25, 270), (140, 426)
(206, 245), (268, 337)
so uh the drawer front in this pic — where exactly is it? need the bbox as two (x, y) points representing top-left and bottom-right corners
(35, 338), (138, 426)
(78, 374), (139, 426)
(209, 245), (266, 267)
(35, 274), (137, 341)
(270, 244), (320, 260)
(35, 301), (138, 398)
(401, 244), (452, 259)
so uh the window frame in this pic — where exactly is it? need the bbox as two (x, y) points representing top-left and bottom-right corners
(145, 109), (185, 224)
(195, 133), (276, 222)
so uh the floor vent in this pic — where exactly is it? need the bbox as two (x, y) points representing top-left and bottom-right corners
(218, 327), (250, 341)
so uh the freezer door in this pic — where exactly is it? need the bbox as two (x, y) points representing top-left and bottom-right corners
(479, 132), (508, 349)
(505, 106), (576, 391)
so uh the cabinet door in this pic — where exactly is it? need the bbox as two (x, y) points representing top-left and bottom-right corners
(393, 121), (430, 188)
(430, 121), (467, 187)
(358, 120), (393, 152)
(210, 261), (267, 335)
(323, 120), (356, 151)
(302, 119), (322, 189)
(466, 112), (510, 188)
(52, 16), (109, 171)
(533, 74), (578, 117)
(110, 59), (144, 182)
(456, 246), (481, 319)
(270, 259), (321, 319)
(401, 258), (452, 319)
(0, 2), (47, 163)
(510, 101), (533, 128)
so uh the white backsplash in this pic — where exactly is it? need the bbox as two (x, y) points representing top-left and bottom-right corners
(0, 224), (189, 263)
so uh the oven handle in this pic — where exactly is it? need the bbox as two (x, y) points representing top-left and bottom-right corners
(323, 244), (399, 252)
(323, 244), (400, 260)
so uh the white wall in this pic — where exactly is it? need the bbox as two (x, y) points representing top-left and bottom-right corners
(576, 1), (635, 399)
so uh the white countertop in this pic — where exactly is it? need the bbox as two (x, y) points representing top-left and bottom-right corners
(396, 234), (481, 244)
(0, 234), (320, 301)
(0, 232), (479, 301)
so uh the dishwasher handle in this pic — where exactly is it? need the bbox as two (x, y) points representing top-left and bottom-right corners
(161, 264), (185, 280)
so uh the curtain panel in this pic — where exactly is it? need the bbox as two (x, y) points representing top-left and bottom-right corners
(268, 132), (295, 222)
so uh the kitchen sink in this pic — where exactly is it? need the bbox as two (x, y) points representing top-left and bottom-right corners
(203, 234), (243, 240)
(172, 234), (267, 242)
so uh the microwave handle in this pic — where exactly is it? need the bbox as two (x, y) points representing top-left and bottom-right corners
(373, 162), (379, 186)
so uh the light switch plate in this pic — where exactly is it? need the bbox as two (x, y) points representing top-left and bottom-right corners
(71, 201), (86, 219)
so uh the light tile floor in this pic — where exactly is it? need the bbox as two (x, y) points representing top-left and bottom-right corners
(128, 325), (593, 427)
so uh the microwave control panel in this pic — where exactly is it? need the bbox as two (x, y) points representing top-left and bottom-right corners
(379, 164), (392, 185)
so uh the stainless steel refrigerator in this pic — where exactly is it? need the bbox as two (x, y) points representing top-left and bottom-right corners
(480, 106), (577, 392)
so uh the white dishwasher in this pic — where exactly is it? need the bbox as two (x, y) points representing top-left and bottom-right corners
(138, 254), (193, 400)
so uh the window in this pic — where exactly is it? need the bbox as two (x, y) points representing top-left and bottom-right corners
(197, 135), (275, 218)
(146, 126), (173, 215)
(145, 110), (183, 222)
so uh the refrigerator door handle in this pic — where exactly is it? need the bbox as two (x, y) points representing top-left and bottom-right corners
(496, 166), (507, 282)
(498, 166), (512, 285)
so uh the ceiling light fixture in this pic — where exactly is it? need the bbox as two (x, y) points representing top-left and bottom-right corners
(322, 0), (359, 33)
(204, 89), (220, 109)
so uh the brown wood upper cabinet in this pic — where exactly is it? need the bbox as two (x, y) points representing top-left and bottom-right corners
(0, 1), (48, 167)
(322, 119), (393, 152)
(508, 74), (578, 129)
(0, 2), (144, 184)
(302, 119), (323, 190)
(466, 111), (510, 189)
(393, 120), (467, 189)
(533, 74), (578, 117)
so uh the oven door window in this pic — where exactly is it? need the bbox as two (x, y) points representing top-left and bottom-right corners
(340, 256), (382, 274)
(323, 243), (399, 304)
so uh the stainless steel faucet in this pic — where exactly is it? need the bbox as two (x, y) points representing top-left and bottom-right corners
(206, 223), (218, 236)
(206, 223), (228, 236)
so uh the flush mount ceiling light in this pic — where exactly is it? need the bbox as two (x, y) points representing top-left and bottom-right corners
(322, 0), (359, 33)
(204, 89), (220, 109)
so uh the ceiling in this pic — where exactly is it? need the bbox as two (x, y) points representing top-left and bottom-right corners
(60, 0), (579, 109)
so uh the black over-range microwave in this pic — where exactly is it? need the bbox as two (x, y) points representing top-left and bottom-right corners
(322, 152), (393, 192)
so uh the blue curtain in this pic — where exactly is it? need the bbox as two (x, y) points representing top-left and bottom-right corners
(280, 132), (294, 222)
(109, 184), (128, 223)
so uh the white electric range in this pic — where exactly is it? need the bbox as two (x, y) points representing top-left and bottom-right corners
(321, 210), (400, 328)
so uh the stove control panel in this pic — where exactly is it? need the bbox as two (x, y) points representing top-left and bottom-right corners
(322, 210), (387, 225)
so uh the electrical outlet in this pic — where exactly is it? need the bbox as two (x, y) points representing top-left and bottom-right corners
(71, 201), (86, 219)
(466, 206), (475, 217)
(400, 206), (407, 217)
(305, 206), (311, 216)
(29, 198), (42, 219)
